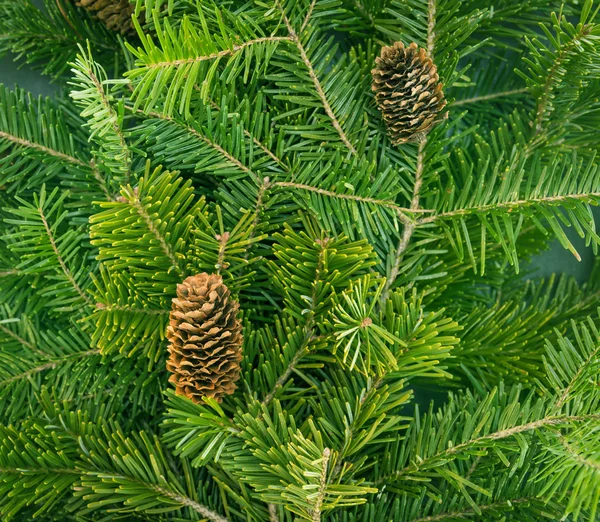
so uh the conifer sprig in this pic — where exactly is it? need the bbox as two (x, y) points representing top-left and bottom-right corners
(0, 0), (600, 520)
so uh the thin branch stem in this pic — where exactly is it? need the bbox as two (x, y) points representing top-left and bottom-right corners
(426, 0), (436, 57)
(268, 503), (279, 522)
(274, 181), (417, 224)
(0, 131), (86, 166)
(300, 0), (318, 32)
(275, 0), (357, 156)
(453, 88), (528, 107)
(147, 483), (230, 522)
(374, 413), (600, 485)
(0, 350), (99, 387)
(310, 448), (331, 522)
(127, 191), (183, 276)
(215, 231), (230, 273)
(409, 498), (533, 522)
(54, 0), (80, 34)
(262, 237), (330, 406)
(38, 207), (93, 306)
(418, 191), (600, 225)
(146, 37), (291, 69)
(95, 303), (170, 315)
(83, 62), (131, 180)
(380, 139), (427, 303)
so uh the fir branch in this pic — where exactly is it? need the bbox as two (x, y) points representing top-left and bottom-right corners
(418, 191), (600, 225)
(301, 0), (318, 32)
(453, 88), (529, 106)
(70, 45), (131, 181)
(126, 189), (183, 276)
(0, 131), (86, 166)
(409, 498), (533, 522)
(147, 36), (292, 69)
(90, 159), (112, 201)
(375, 413), (600, 485)
(208, 97), (290, 172)
(81, 63), (129, 169)
(555, 342), (600, 409)
(129, 105), (262, 182)
(559, 433), (600, 472)
(274, 181), (416, 224)
(274, 0), (358, 156)
(263, 236), (331, 405)
(146, 483), (230, 522)
(310, 448), (331, 522)
(381, 140), (427, 303)
(0, 324), (38, 353)
(262, 340), (310, 406)
(0, 350), (99, 387)
(533, 23), (592, 134)
(38, 204), (93, 307)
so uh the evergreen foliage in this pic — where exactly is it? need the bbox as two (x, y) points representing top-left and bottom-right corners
(1, 0), (600, 520)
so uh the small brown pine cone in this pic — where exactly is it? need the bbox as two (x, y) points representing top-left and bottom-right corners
(75, 0), (135, 35)
(372, 42), (447, 145)
(166, 273), (243, 403)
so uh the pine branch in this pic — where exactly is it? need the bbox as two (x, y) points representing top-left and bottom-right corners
(274, 0), (358, 156)
(132, 105), (261, 182)
(375, 412), (600, 486)
(70, 45), (132, 183)
(127, 189), (183, 276)
(533, 23), (593, 134)
(274, 181), (416, 224)
(0, 131), (85, 166)
(38, 204), (93, 307)
(0, 349), (99, 387)
(309, 448), (331, 522)
(419, 191), (600, 224)
(452, 88), (529, 106)
(381, 140), (427, 303)
(408, 498), (533, 522)
(146, 36), (291, 69)
(262, 237), (327, 405)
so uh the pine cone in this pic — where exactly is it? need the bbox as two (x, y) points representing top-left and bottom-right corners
(166, 273), (243, 403)
(372, 42), (447, 145)
(75, 0), (135, 35)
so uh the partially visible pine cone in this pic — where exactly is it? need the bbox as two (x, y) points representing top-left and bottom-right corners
(167, 273), (243, 403)
(75, 0), (135, 35)
(372, 42), (447, 145)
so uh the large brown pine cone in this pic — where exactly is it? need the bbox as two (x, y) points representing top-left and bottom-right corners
(372, 42), (447, 145)
(75, 0), (135, 35)
(166, 273), (243, 403)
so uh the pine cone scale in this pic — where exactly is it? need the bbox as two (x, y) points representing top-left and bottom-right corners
(167, 273), (243, 403)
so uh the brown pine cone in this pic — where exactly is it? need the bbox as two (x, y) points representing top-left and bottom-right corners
(372, 42), (447, 145)
(75, 0), (135, 35)
(166, 273), (243, 403)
